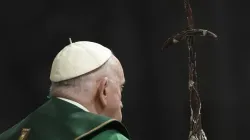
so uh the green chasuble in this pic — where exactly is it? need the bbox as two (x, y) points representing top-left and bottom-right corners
(0, 97), (130, 140)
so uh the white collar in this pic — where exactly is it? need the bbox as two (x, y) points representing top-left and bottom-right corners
(57, 97), (89, 112)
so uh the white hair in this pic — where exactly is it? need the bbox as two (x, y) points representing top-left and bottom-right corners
(49, 55), (117, 97)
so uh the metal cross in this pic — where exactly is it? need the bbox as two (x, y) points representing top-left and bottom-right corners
(161, 0), (218, 140)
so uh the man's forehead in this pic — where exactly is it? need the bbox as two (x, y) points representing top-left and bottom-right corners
(118, 66), (125, 84)
(114, 70), (125, 85)
(109, 56), (125, 81)
(109, 77), (125, 86)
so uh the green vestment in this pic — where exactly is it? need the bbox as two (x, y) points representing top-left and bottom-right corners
(0, 97), (130, 140)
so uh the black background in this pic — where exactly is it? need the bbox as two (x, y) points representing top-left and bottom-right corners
(1, 0), (249, 140)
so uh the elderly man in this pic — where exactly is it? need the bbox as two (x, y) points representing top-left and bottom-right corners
(0, 41), (130, 140)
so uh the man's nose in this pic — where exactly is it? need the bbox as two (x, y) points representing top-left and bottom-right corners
(120, 102), (123, 109)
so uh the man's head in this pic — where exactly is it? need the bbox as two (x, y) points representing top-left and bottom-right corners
(49, 41), (125, 121)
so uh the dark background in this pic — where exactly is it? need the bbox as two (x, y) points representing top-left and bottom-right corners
(0, 0), (249, 140)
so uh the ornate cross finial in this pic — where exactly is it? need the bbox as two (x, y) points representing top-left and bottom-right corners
(162, 0), (218, 140)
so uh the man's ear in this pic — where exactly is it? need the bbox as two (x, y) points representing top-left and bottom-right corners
(97, 77), (108, 108)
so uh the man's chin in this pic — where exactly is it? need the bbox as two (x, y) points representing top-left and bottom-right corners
(115, 116), (122, 122)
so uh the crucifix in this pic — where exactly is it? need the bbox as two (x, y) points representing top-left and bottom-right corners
(161, 0), (218, 140)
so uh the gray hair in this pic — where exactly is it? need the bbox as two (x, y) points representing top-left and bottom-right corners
(49, 55), (116, 97)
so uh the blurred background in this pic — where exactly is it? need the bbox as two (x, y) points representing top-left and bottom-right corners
(0, 0), (250, 139)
